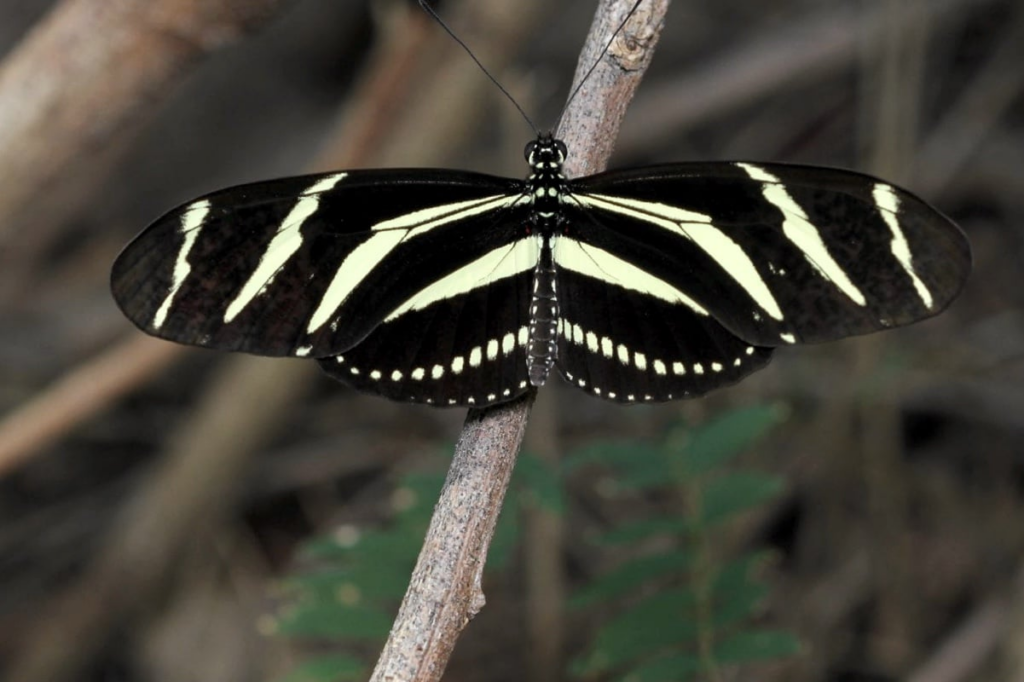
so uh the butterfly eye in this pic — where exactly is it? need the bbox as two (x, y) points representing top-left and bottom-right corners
(524, 140), (538, 162)
(555, 140), (567, 161)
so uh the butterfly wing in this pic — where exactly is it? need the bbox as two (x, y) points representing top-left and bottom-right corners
(111, 169), (533, 358)
(318, 266), (535, 407)
(564, 162), (970, 347)
(554, 266), (773, 403)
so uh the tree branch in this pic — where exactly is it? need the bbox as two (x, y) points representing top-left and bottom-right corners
(0, 336), (182, 477)
(368, 2), (670, 680)
(0, 0), (298, 246)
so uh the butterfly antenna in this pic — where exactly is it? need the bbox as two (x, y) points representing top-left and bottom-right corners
(558, 0), (646, 126)
(418, 1), (539, 136)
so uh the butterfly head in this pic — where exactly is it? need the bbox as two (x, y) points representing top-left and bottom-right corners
(525, 134), (568, 173)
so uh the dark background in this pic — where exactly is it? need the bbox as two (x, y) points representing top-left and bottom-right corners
(0, 0), (1021, 680)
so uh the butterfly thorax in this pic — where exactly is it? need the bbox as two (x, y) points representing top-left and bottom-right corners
(524, 134), (568, 388)
(525, 134), (568, 229)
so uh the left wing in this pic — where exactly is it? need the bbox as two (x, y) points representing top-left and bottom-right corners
(563, 162), (971, 347)
(111, 169), (532, 358)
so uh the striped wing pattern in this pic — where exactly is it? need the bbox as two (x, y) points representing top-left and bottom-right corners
(112, 170), (531, 358)
(565, 163), (969, 346)
(318, 270), (534, 407)
(111, 154), (970, 407)
(554, 270), (773, 402)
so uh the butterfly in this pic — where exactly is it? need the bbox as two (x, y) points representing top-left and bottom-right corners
(111, 132), (971, 407)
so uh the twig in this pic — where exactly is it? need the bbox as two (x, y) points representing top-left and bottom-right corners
(914, 8), (1024, 194)
(368, 396), (534, 682)
(0, 0), (301, 480)
(905, 598), (1007, 682)
(0, 336), (181, 476)
(615, 0), (995, 157)
(2, 354), (316, 682)
(368, 2), (669, 680)
(0, 0), (298, 250)
(905, 564), (1024, 682)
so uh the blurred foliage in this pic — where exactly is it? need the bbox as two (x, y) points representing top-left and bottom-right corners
(271, 467), (522, 681)
(568, 404), (800, 681)
(275, 404), (795, 681)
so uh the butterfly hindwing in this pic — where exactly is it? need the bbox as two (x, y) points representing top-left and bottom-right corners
(111, 169), (530, 357)
(553, 264), (773, 402)
(566, 162), (971, 347)
(318, 268), (535, 407)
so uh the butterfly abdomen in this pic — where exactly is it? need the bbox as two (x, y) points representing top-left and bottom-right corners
(527, 239), (559, 386)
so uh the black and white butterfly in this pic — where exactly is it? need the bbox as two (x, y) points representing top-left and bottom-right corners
(111, 132), (971, 407)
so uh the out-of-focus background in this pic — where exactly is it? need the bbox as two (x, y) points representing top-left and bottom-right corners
(0, 0), (1020, 680)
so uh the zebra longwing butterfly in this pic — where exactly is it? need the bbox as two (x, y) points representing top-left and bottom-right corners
(111, 133), (970, 407)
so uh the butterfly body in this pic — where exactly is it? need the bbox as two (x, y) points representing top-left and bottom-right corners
(111, 134), (970, 407)
(522, 135), (569, 388)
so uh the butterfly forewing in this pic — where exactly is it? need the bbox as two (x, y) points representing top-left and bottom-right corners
(111, 170), (530, 358)
(567, 163), (971, 347)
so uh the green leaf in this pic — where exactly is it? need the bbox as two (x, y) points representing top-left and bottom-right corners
(698, 472), (785, 526)
(296, 536), (354, 561)
(334, 565), (412, 603)
(516, 452), (566, 514)
(349, 526), (423, 561)
(581, 589), (699, 671)
(297, 524), (421, 563)
(594, 517), (690, 546)
(296, 471), (441, 563)
(280, 568), (356, 602)
(613, 457), (676, 491)
(713, 629), (802, 662)
(279, 653), (365, 682)
(615, 652), (702, 682)
(677, 405), (787, 475)
(713, 582), (770, 628)
(395, 471), (446, 504)
(568, 650), (606, 678)
(563, 441), (668, 473)
(710, 554), (772, 625)
(570, 550), (692, 609)
(281, 559), (414, 603)
(273, 602), (393, 639)
(711, 553), (769, 593)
